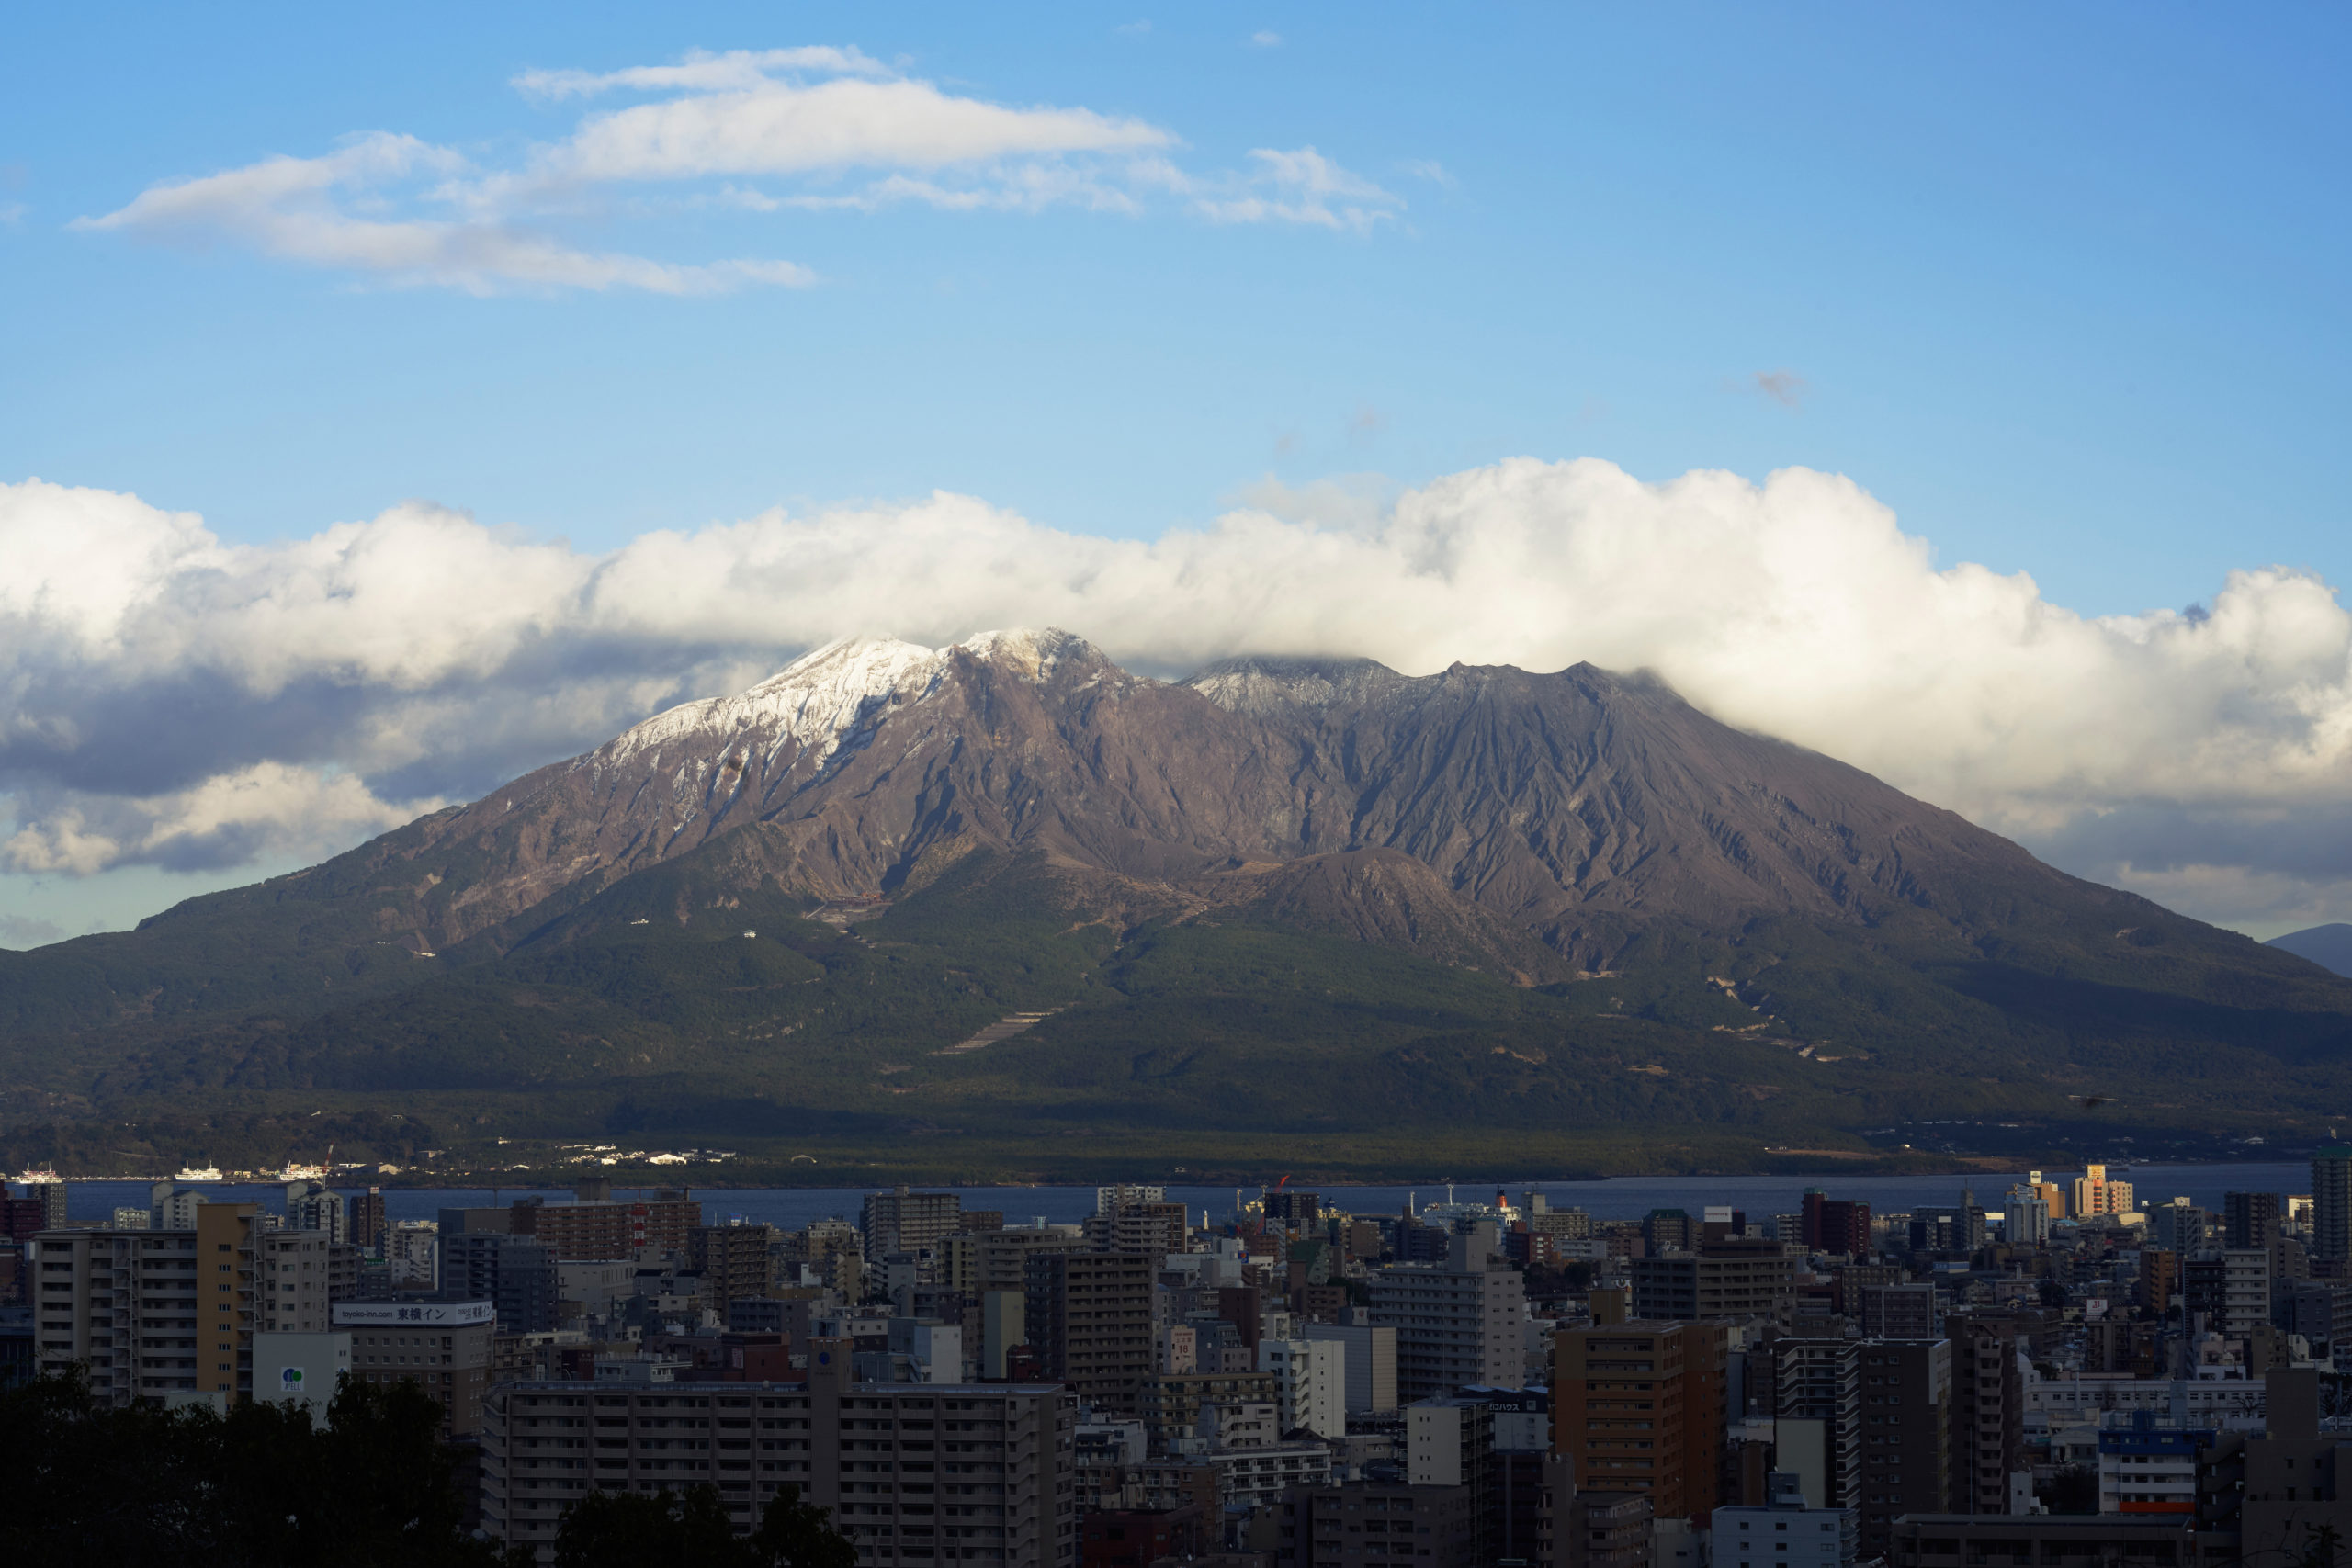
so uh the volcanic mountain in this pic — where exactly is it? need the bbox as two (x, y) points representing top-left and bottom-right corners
(6, 627), (2351, 1177)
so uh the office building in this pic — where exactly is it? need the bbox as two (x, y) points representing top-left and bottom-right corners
(30, 1203), (263, 1407)
(1553, 1322), (1726, 1523)
(1908, 1196), (1986, 1255)
(1716, 1472), (1857, 1568)
(334, 1299), (497, 1438)
(1302, 1315), (1397, 1415)
(1369, 1228), (1526, 1404)
(1024, 1251), (1155, 1413)
(2312, 1149), (2352, 1262)
(441, 1232), (560, 1334)
(1858, 1339), (1950, 1562)
(1259, 1337), (1345, 1438)
(481, 1348), (1078, 1564)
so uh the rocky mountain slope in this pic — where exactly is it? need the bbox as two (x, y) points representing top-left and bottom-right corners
(6, 627), (2351, 1173)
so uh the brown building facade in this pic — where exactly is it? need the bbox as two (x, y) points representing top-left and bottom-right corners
(1553, 1322), (1726, 1524)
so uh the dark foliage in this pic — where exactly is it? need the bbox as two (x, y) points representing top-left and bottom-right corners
(0, 1368), (496, 1567)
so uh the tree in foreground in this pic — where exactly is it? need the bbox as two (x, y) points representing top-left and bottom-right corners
(0, 1368), (498, 1566)
(549, 1483), (854, 1568)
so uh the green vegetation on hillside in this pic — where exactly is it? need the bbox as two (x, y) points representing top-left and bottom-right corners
(6, 841), (2352, 1178)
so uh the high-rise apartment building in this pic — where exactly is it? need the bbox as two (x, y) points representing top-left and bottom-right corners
(256, 1228), (340, 1333)
(2313, 1149), (2352, 1262)
(1860, 1284), (1939, 1340)
(688, 1224), (778, 1314)
(2183, 1247), (2271, 1337)
(482, 1353), (1079, 1565)
(1628, 1241), (1797, 1323)
(351, 1187), (389, 1256)
(284, 1180), (347, 1243)
(441, 1195), (701, 1262)
(1800, 1192), (1871, 1258)
(1773, 1337), (1860, 1509)
(1858, 1339), (1950, 1562)
(1947, 1318), (2022, 1514)
(31, 1203), (262, 1407)
(1303, 1315), (1398, 1414)
(1083, 1201), (1189, 1258)
(1024, 1251), (1156, 1413)
(1277, 1480), (1480, 1568)
(1370, 1230), (1528, 1404)
(865, 1187), (966, 1259)
(2225, 1192), (2283, 1251)
(2002, 1193), (2051, 1247)
(1259, 1338), (1345, 1438)
(2072, 1167), (2135, 1219)
(1553, 1322), (1726, 1524)
(2019, 1173), (2067, 1220)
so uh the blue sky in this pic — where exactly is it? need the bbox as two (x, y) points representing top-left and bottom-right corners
(4, 4), (2351, 942)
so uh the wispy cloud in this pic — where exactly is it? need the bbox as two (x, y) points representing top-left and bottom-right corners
(75, 47), (1393, 292)
(1250, 31), (1284, 48)
(1748, 368), (1807, 409)
(72, 133), (815, 295)
(1185, 147), (1403, 233)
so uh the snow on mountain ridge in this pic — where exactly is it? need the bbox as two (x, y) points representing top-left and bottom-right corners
(591, 627), (1089, 772)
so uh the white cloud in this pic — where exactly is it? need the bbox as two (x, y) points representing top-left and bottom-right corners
(2, 761), (437, 877)
(1250, 31), (1284, 48)
(512, 47), (890, 101)
(13, 459), (2352, 931)
(76, 48), (1390, 288)
(73, 132), (815, 295)
(1183, 147), (1403, 233)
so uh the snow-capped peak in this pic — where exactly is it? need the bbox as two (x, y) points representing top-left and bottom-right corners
(594, 628), (1092, 772)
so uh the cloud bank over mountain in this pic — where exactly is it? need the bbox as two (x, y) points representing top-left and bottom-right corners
(6, 458), (2350, 933)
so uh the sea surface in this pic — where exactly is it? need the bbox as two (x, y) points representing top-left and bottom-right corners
(56, 1160), (2314, 1231)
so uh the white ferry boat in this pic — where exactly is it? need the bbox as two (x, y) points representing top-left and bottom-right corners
(175, 1166), (224, 1182)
